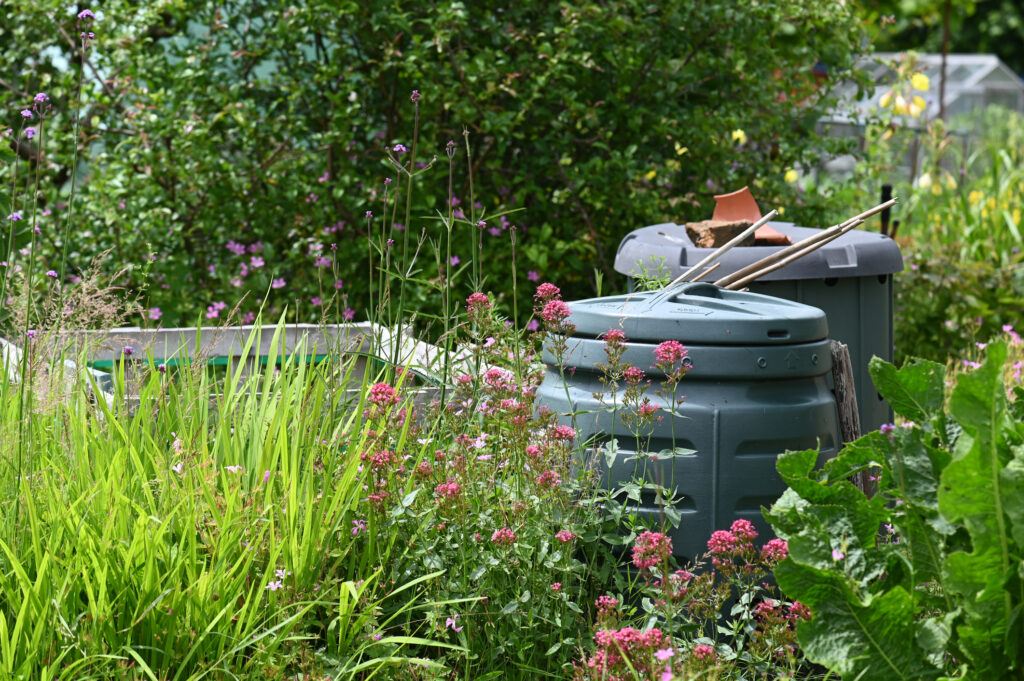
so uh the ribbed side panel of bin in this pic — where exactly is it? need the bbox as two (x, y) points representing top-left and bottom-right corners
(535, 283), (840, 563)
(614, 221), (903, 433)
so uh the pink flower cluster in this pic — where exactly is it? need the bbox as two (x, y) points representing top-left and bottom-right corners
(466, 292), (491, 312)
(541, 299), (571, 324)
(595, 595), (619, 618)
(490, 528), (517, 546)
(368, 382), (399, 408)
(653, 340), (687, 365)
(434, 478), (462, 500)
(760, 537), (788, 563)
(549, 425), (576, 441)
(535, 469), (561, 488)
(602, 328), (627, 346)
(582, 627), (668, 679)
(707, 529), (739, 554)
(555, 529), (577, 543)
(482, 367), (516, 392)
(632, 531), (672, 570)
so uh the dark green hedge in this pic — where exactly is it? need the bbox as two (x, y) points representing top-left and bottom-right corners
(1, 0), (868, 329)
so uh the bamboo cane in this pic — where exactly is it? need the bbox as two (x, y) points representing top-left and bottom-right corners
(724, 219), (865, 290)
(713, 199), (897, 288)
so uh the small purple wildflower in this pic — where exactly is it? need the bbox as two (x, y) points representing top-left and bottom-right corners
(271, 278), (286, 289)
(445, 614), (464, 632)
(310, 296), (322, 307)
(449, 255), (460, 266)
(45, 270), (58, 278)
(25, 127), (37, 140)
(20, 110), (32, 119)
(352, 519), (367, 535)
(225, 465), (243, 473)
(263, 470), (272, 483)
(393, 143), (408, 154)
(6, 212), (22, 221)
(123, 345), (134, 357)
(265, 580), (283, 591)
(249, 255), (264, 268)
(365, 210), (373, 218)
(410, 90), (421, 103)
(343, 307), (355, 321)
(832, 548), (845, 561)
(78, 9), (95, 20)
(148, 307), (162, 320)
(334, 279), (344, 289)
(34, 93), (48, 103)
(157, 363), (167, 373)
(26, 329), (36, 339)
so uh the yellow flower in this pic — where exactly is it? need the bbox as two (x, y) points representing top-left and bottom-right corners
(909, 96), (927, 118)
(778, 206), (786, 215)
(1014, 208), (1021, 224)
(917, 172), (933, 189)
(784, 169), (798, 183)
(879, 91), (892, 108)
(911, 72), (930, 91)
(932, 183), (942, 196)
(968, 190), (983, 206)
(644, 169), (657, 181)
(943, 172), (956, 190)
(674, 142), (688, 156)
(893, 94), (909, 116)
(731, 129), (747, 145)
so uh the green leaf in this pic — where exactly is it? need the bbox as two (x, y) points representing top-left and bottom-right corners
(869, 356), (946, 424)
(939, 341), (1017, 673)
(775, 560), (942, 681)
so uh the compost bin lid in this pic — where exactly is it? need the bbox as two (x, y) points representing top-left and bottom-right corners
(567, 282), (828, 345)
(614, 221), (903, 282)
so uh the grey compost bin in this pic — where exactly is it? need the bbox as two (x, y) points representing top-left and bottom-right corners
(614, 221), (903, 433)
(535, 283), (840, 563)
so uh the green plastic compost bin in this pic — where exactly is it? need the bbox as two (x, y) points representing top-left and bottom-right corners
(614, 221), (903, 433)
(535, 283), (840, 563)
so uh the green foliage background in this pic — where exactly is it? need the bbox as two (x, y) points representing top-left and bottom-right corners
(0, 0), (868, 329)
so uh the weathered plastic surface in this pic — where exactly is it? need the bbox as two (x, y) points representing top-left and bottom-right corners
(535, 285), (840, 563)
(614, 222), (903, 433)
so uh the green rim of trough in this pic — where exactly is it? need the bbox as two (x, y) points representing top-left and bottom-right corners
(87, 353), (334, 370)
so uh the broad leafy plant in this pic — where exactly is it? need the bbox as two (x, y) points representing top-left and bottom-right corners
(766, 342), (1024, 680)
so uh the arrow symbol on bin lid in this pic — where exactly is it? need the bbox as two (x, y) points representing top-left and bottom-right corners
(784, 351), (799, 370)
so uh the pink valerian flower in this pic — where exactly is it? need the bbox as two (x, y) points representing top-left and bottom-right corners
(466, 292), (491, 313)
(789, 600), (812, 620)
(595, 595), (620, 618)
(548, 424), (576, 441)
(637, 402), (659, 418)
(588, 627), (668, 676)
(368, 382), (399, 408)
(653, 340), (687, 365)
(526, 445), (542, 459)
(541, 299), (571, 324)
(490, 528), (517, 546)
(434, 478), (462, 500)
(632, 531), (672, 570)
(653, 340), (690, 382)
(555, 529), (576, 543)
(691, 644), (716, 661)
(760, 538), (788, 563)
(482, 367), (515, 392)
(535, 469), (561, 488)
(602, 328), (627, 347)
(624, 366), (646, 384)
(730, 518), (758, 542)
(550, 582), (562, 592)
(655, 648), (674, 662)
(534, 282), (561, 302)
(707, 530), (739, 554)
(414, 461), (434, 477)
